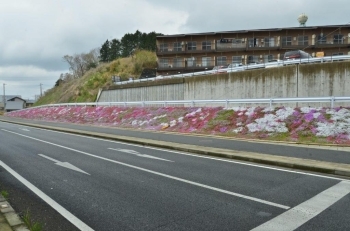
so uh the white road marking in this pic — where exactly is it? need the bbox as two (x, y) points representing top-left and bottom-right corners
(2, 129), (289, 209)
(108, 148), (173, 162)
(0, 160), (94, 231)
(19, 128), (30, 131)
(38, 154), (90, 175)
(251, 181), (350, 231)
(4, 125), (350, 183)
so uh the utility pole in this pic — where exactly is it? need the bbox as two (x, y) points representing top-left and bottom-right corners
(40, 83), (43, 97)
(3, 83), (5, 110)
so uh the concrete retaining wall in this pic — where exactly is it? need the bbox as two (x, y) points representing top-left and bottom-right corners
(98, 61), (350, 107)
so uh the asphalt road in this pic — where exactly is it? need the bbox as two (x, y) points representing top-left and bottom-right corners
(0, 121), (350, 230)
(2, 117), (350, 164)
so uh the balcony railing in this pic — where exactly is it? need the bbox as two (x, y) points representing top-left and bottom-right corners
(157, 41), (216, 54)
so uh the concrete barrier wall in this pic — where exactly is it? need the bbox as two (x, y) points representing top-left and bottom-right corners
(99, 81), (184, 103)
(184, 66), (298, 107)
(98, 61), (350, 107)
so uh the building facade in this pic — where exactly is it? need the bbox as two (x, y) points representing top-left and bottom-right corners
(156, 24), (350, 75)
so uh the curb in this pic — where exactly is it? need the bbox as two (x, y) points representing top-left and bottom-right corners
(0, 195), (29, 231)
(2, 119), (350, 178)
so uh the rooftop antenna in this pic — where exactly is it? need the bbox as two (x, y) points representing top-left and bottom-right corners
(298, 13), (308, 27)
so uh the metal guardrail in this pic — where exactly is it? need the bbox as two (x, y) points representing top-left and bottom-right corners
(32, 96), (350, 109)
(114, 55), (350, 85)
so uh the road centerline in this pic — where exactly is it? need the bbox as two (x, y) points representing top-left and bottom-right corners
(2, 128), (290, 210)
(251, 181), (350, 231)
(108, 148), (174, 162)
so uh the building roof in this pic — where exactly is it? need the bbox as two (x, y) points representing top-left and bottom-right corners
(157, 24), (350, 38)
(0, 95), (22, 103)
(7, 96), (26, 102)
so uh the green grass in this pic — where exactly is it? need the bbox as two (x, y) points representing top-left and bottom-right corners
(1, 190), (9, 199)
(22, 209), (43, 231)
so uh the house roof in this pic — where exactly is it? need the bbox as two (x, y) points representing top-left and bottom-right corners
(7, 96), (26, 102)
(157, 24), (350, 38)
(0, 95), (22, 102)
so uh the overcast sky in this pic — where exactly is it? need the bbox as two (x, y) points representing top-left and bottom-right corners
(0, 0), (349, 100)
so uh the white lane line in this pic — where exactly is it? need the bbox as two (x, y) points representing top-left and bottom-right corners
(11, 125), (350, 183)
(0, 160), (94, 231)
(19, 128), (30, 131)
(108, 148), (174, 162)
(2, 129), (289, 210)
(251, 181), (350, 231)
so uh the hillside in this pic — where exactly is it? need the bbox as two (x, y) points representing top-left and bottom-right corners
(34, 50), (157, 106)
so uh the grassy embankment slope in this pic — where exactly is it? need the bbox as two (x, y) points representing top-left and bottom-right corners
(34, 50), (157, 106)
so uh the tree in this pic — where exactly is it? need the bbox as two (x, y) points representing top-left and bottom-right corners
(62, 49), (100, 79)
(109, 39), (121, 61)
(99, 40), (110, 62)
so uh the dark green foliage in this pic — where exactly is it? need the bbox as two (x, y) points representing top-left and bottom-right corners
(100, 40), (110, 62)
(109, 39), (121, 60)
(100, 30), (163, 62)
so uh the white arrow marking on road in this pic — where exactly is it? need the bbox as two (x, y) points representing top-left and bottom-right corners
(108, 148), (173, 162)
(38, 154), (90, 175)
(19, 128), (30, 131)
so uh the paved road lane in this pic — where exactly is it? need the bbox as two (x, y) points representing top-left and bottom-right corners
(0, 122), (349, 230)
(2, 117), (350, 165)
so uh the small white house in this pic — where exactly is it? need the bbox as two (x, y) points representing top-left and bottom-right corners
(5, 97), (26, 112)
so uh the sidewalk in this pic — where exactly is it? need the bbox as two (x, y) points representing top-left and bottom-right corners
(0, 195), (29, 231)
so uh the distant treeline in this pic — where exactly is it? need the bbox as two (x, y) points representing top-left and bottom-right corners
(99, 30), (163, 62)
(57, 30), (162, 84)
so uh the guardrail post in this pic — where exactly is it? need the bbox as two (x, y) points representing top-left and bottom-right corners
(269, 98), (273, 108)
(124, 102), (126, 107)
(191, 101), (194, 107)
(331, 96), (335, 108)
(164, 101), (167, 107)
(225, 99), (228, 108)
(109, 102), (111, 107)
(142, 101), (145, 107)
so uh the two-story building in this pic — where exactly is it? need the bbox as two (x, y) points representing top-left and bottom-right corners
(156, 24), (350, 75)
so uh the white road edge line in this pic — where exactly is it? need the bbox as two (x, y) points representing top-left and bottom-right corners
(251, 181), (350, 231)
(0, 160), (94, 231)
(5, 124), (349, 182)
(2, 129), (289, 210)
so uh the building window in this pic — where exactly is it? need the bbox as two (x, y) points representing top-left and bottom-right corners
(187, 41), (197, 51)
(159, 58), (169, 67)
(173, 58), (182, 67)
(264, 54), (274, 63)
(282, 36), (292, 46)
(333, 34), (343, 44)
(317, 34), (327, 44)
(264, 37), (275, 47)
(217, 56), (227, 65)
(202, 41), (211, 50)
(332, 52), (344, 56)
(202, 57), (211, 67)
(187, 57), (196, 67)
(232, 39), (245, 48)
(248, 38), (257, 47)
(159, 43), (168, 52)
(298, 36), (308, 45)
(247, 55), (259, 64)
(232, 56), (241, 64)
(173, 42), (182, 51)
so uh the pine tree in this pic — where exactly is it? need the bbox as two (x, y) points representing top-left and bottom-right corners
(99, 40), (110, 62)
